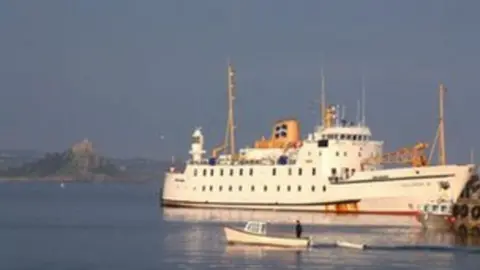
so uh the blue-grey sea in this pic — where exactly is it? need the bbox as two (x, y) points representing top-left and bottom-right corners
(1, 180), (479, 270)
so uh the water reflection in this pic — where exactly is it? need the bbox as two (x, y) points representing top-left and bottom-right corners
(160, 209), (480, 270)
(223, 244), (305, 261)
(162, 207), (419, 227)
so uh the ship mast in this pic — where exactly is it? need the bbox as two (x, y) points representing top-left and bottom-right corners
(438, 83), (447, 165)
(227, 61), (236, 156)
(211, 61), (237, 158)
(427, 83), (447, 165)
(320, 67), (326, 126)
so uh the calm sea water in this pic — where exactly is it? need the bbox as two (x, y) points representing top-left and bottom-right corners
(1, 181), (479, 270)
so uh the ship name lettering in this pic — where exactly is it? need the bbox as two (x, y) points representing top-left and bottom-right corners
(401, 182), (425, 187)
(372, 175), (389, 180)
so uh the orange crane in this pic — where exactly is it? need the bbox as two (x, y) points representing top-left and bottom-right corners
(360, 83), (448, 170)
(361, 142), (429, 170)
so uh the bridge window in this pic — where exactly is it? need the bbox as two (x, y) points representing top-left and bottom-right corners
(229, 169), (234, 176)
(287, 185), (291, 191)
(203, 169), (207, 176)
(317, 140), (328, 147)
(249, 168), (253, 176)
(220, 169), (224, 176)
(228, 185), (232, 191)
(194, 169), (198, 176)
(298, 168), (303, 176)
(312, 168), (316, 176)
(251, 185), (255, 191)
(263, 185), (268, 192)
(272, 168), (277, 176)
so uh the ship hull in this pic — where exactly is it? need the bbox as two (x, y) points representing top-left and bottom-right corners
(161, 164), (475, 216)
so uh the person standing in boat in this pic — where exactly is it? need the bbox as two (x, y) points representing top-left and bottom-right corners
(295, 220), (303, 238)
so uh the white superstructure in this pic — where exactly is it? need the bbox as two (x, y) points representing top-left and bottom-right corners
(161, 64), (477, 215)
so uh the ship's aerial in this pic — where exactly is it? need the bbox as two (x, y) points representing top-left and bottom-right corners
(161, 62), (478, 215)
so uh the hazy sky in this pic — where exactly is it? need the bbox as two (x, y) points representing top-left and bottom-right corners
(0, 0), (479, 162)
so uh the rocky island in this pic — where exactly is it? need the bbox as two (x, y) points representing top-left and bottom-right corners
(0, 139), (124, 181)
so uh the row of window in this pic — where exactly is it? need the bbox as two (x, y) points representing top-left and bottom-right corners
(198, 184), (327, 193)
(193, 167), (316, 177)
(321, 134), (371, 141)
(193, 167), (357, 177)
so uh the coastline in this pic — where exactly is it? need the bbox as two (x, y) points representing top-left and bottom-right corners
(0, 175), (152, 183)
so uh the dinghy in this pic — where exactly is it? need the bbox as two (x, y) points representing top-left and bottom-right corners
(336, 240), (366, 250)
(223, 221), (311, 248)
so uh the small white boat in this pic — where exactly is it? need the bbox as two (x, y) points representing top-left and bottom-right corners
(415, 198), (454, 230)
(223, 221), (311, 248)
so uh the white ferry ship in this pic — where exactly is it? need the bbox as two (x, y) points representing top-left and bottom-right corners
(161, 63), (477, 215)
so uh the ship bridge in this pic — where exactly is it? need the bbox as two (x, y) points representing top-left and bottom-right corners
(315, 125), (372, 142)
